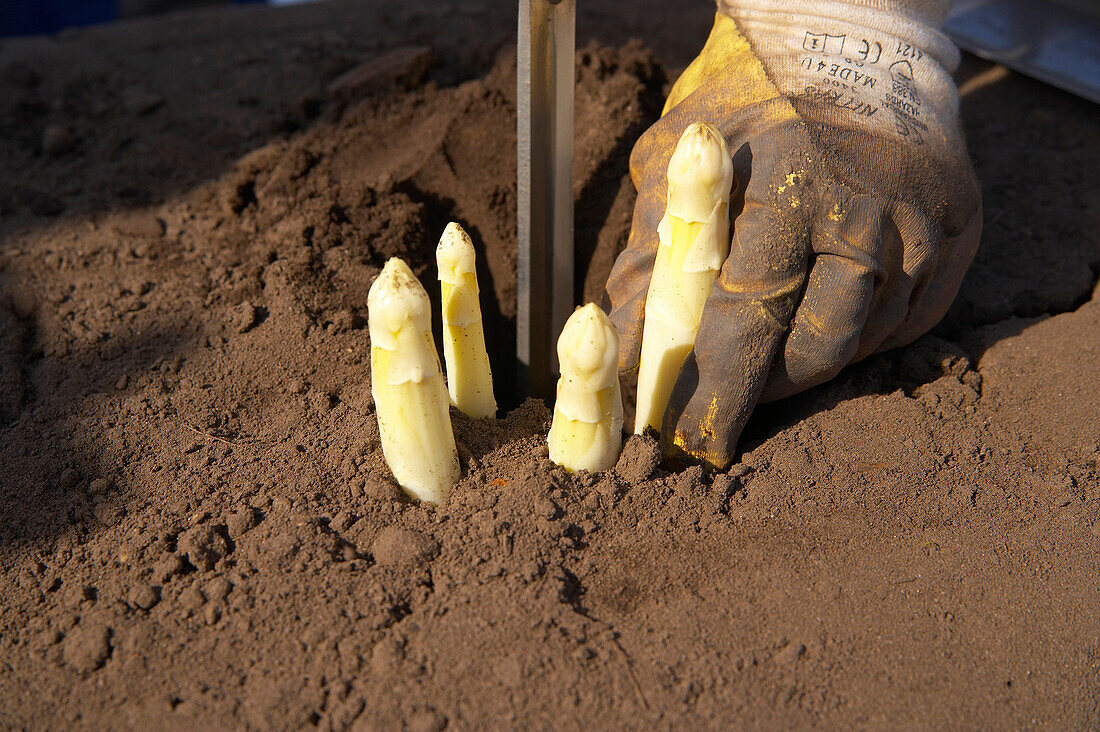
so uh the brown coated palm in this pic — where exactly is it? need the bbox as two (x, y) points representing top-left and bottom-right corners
(604, 14), (982, 469)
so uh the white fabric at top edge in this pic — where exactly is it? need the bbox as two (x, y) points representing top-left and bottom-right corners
(712, 0), (964, 149)
(717, 0), (959, 71)
(720, 0), (954, 26)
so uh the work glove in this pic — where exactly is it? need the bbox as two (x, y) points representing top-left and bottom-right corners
(604, 1), (982, 469)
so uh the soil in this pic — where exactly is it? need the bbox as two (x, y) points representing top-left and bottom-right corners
(1, 1), (1098, 729)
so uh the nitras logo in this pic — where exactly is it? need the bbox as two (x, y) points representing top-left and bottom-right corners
(803, 31), (845, 55)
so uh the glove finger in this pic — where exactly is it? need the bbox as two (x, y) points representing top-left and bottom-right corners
(760, 193), (887, 402)
(886, 202), (982, 348)
(663, 135), (812, 468)
(854, 201), (939, 359)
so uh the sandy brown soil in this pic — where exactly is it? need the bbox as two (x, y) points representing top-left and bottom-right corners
(0, 1), (1098, 728)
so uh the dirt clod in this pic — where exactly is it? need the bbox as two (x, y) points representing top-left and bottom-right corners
(371, 527), (439, 569)
(615, 434), (661, 483)
(127, 584), (160, 611)
(62, 625), (111, 673)
(152, 554), (185, 584)
(407, 708), (448, 732)
(177, 524), (229, 571)
(230, 301), (261, 333)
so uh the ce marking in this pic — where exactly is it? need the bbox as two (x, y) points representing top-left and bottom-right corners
(856, 39), (882, 64)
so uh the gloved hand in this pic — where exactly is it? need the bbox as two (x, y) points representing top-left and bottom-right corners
(604, 4), (982, 469)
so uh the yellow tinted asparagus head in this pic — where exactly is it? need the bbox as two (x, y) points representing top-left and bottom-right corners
(634, 121), (733, 436)
(547, 304), (624, 473)
(436, 222), (496, 419)
(368, 257), (460, 504)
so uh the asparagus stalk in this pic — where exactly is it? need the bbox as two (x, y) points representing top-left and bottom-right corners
(436, 222), (496, 419)
(368, 257), (460, 504)
(634, 122), (733, 435)
(547, 304), (624, 473)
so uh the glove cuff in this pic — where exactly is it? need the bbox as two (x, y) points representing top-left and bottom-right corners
(717, 0), (958, 71)
(720, 0), (954, 28)
(712, 0), (963, 150)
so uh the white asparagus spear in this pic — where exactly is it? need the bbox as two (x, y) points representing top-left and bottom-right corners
(368, 257), (460, 504)
(634, 122), (734, 435)
(547, 304), (624, 472)
(436, 222), (497, 419)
